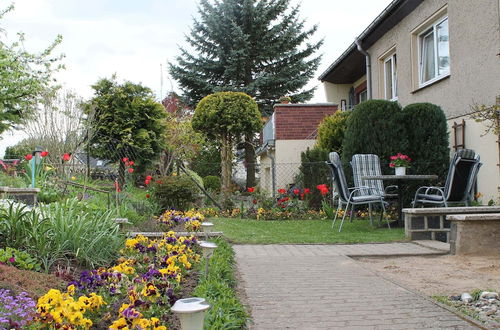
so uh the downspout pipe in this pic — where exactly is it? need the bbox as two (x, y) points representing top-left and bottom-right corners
(355, 38), (372, 100)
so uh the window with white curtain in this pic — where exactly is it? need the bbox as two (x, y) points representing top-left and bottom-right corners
(384, 53), (397, 100)
(419, 16), (449, 86)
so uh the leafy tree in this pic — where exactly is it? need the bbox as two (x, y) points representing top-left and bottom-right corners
(316, 111), (351, 152)
(85, 77), (167, 185)
(192, 92), (262, 194)
(160, 114), (204, 176)
(0, 5), (64, 135)
(342, 100), (408, 180)
(170, 0), (322, 187)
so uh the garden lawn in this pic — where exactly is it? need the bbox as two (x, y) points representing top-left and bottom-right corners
(212, 218), (405, 244)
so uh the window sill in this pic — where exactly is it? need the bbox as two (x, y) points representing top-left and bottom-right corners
(412, 74), (450, 94)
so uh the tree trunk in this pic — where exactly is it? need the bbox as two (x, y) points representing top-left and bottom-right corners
(245, 132), (256, 189)
(220, 135), (233, 196)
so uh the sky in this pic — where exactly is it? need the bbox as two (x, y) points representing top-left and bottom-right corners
(1, 0), (392, 155)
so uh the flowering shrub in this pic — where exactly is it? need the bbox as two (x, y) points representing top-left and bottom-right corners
(33, 232), (200, 328)
(0, 289), (36, 328)
(389, 153), (411, 168)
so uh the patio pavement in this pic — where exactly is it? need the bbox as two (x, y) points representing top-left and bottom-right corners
(234, 242), (479, 329)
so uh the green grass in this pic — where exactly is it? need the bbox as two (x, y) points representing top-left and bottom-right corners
(194, 238), (249, 329)
(211, 217), (405, 244)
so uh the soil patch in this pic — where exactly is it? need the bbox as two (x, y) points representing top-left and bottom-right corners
(356, 254), (500, 296)
(0, 264), (65, 299)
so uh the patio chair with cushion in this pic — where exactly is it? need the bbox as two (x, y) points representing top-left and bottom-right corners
(351, 153), (398, 198)
(412, 149), (482, 207)
(326, 152), (389, 232)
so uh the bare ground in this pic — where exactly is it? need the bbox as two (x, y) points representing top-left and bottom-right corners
(356, 254), (500, 296)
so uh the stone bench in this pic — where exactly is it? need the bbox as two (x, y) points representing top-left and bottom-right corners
(447, 213), (500, 255)
(403, 206), (500, 242)
(0, 186), (40, 205)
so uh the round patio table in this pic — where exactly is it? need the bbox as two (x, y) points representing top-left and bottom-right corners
(361, 175), (438, 227)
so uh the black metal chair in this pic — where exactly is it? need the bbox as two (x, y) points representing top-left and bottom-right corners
(412, 149), (482, 207)
(326, 152), (389, 232)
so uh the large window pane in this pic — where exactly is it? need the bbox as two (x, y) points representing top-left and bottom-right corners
(422, 31), (435, 82)
(437, 18), (449, 75)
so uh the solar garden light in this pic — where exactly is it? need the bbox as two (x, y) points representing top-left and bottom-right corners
(31, 146), (43, 188)
(199, 241), (217, 276)
(201, 221), (214, 240)
(171, 297), (210, 330)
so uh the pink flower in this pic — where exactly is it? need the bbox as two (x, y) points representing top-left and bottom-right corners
(8, 257), (15, 263)
(146, 175), (153, 180)
(122, 157), (129, 162)
(128, 168), (134, 173)
(144, 179), (151, 185)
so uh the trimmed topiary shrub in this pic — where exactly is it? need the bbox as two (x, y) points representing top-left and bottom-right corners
(316, 111), (351, 152)
(403, 103), (450, 202)
(203, 175), (221, 192)
(153, 175), (199, 211)
(342, 100), (408, 178)
(298, 147), (330, 209)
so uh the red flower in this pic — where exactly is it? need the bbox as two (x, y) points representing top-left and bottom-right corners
(62, 153), (71, 162)
(293, 188), (300, 195)
(122, 157), (129, 162)
(129, 161), (135, 166)
(128, 168), (134, 173)
(300, 193), (305, 200)
(24, 154), (33, 161)
(144, 179), (151, 185)
(146, 193), (150, 199)
(156, 180), (163, 184)
(252, 199), (257, 204)
(278, 188), (286, 194)
(114, 180), (121, 193)
(316, 184), (327, 191)
(247, 187), (255, 193)
(304, 188), (311, 194)
(320, 188), (329, 196)
(146, 175), (153, 180)
(41, 151), (49, 157)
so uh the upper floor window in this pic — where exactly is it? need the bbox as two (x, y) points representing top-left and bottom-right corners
(384, 53), (397, 100)
(418, 16), (449, 86)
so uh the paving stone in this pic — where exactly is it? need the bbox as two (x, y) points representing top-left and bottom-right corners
(235, 243), (478, 329)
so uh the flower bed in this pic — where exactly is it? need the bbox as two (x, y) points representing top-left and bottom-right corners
(12, 231), (202, 329)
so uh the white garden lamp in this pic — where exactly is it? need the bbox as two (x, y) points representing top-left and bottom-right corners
(171, 297), (210, 330)
(201, 221), (214, 240)
(199, 241), (217, 275)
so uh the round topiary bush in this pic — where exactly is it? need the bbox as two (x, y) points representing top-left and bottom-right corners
(342, 100), (408, 175)
(203, 175), (221, 192)
(316, 110), (351, 152)
(153, 175), (199, 211)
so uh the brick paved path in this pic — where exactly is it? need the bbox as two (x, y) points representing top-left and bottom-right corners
(234, 243), (477, 329)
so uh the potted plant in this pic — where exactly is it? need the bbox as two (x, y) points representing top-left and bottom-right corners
(278, 96), (291, 104)
(389, 153), (411, 175)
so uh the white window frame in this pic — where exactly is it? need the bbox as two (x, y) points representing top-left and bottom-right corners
(418, 16), (449, 87)
(383, 53), (397, 101)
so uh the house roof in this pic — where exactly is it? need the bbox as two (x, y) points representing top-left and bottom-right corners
(319, 0), (423, 84)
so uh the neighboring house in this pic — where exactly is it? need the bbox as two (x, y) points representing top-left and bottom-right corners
(319, 0), (500, 201)
(257, 103), (337, 194)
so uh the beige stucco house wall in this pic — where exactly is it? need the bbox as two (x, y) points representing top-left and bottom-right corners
(322, 0), (500, 202)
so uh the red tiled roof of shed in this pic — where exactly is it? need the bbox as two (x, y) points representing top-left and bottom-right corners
(274, 103), (337, 140)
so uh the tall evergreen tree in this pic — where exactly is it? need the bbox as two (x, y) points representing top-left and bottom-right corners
(170, 0), (322, 187)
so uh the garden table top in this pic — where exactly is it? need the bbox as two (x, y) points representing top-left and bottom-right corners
(361, 174), (438, 226)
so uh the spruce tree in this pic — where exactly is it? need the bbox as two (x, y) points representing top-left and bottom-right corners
(170, 0), (322, 188)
